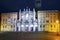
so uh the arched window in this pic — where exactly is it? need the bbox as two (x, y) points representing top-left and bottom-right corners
(35, 27), (38, 32)
(31, 27), (33, 31)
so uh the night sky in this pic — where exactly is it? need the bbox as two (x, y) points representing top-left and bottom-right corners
(0, 0), (60, 13)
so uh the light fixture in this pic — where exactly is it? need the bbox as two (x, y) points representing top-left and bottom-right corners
(56, 20), (59, 23)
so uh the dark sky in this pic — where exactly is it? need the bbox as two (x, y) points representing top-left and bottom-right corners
(0, 0), (60, 13)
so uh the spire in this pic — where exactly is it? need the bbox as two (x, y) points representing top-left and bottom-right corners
(33, 8), (35, 12)
(29, 8), (30, 11)
(24, 8), (25, 11)
(26, 7), (28, 11)
(19, 9), (21, 13)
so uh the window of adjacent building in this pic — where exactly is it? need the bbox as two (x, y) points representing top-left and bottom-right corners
(40, 25), (42, 28)
(5, 26), (7, 28)
(11, 25), (12, 28)
(14, 25), (15, 28)
(54, 25), (55, 28)
(3, 26), (4, 28)
(50, 16), (52, 19)
(46, 14), (49, 17)
(51, 20), (52, 23)
(43, 20), (45, 23)
(51, 29), (52, 31)
(50, 13), (52, 15)
(46, 20), (49, 23)
(53, 13), (55, 15)
(5, 19), (7, 24)
(43, 25), (45, 28)
(3, 19), (5, 24)
(51, 25), (52, 27)
(54, 16), (56, 19)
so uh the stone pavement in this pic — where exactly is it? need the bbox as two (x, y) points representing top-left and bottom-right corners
(0, 32), (60, 40)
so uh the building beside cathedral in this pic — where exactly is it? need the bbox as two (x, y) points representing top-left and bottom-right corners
(1, 12), (17, 31)
(37, 10), (59, 32)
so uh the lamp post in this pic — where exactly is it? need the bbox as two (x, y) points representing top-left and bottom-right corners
(56, 20), (59, 35)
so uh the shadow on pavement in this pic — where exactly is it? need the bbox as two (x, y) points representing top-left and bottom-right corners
(0, 32), (59, 40)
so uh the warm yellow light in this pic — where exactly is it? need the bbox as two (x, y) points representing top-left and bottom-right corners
(56, 20), (59, 23)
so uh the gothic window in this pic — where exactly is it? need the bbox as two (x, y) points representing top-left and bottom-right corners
(31, 27), (33, 31)
(35, 27), (38, 32)
(25, 27), (29, 31)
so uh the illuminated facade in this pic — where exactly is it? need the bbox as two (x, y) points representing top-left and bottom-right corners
(0, 9), (59, 32)
(1, 12), (17, 31)
(37, 10), (59, 32)
(15, 9), (38, 32)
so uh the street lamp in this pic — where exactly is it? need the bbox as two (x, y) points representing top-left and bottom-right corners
(56, 20), (59, 23)
(56, 20), (59, 35)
